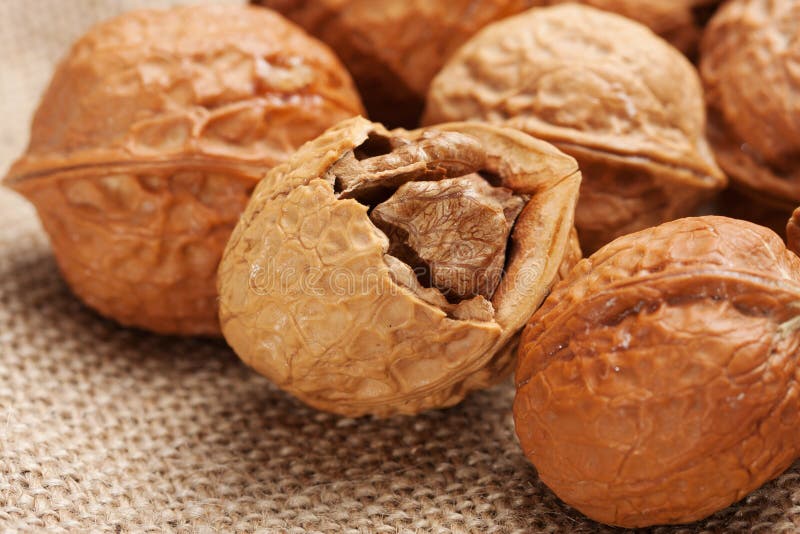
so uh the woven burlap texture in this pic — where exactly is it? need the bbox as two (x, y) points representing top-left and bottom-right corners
(2, 1), (800, 532)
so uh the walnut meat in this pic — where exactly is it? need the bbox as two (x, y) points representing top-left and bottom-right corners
(370, 176), (522, 302)
(2, 5), (364, 336)
(217, 116), (582, 417)
(423, 4), (726, 253)
(515, 216), (800, 527)
(253, 0), (720, 128)
(701, 0), (800, 214)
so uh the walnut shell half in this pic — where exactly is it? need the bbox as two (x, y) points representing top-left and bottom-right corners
(218, 116), (581, 417)
(701, 0), (800, 211)
(253, 0), (720, 128)
(3, 5), (364, 336)
(515, 216), (800, 527)
(423, 4), (726, 253)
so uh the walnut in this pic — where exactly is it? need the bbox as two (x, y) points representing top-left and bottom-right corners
(252, 0), (720, 128)
(514, 216), (800, 527)
(423, 4), (726, 253)
(217, 116), (582, 417)
(700, 0), (800, 220)
(2, 5), (364, 336)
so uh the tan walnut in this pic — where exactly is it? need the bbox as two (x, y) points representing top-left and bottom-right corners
(701, 0), (800, 218)
(515, 216), (800, 528)
(423, 4), (726, 253)
(3, 5), (364, 336)
(253, 0), (720, 128)
(217, 116), (581, 417)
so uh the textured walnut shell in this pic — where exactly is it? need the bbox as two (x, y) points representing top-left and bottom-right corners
(3, 5), (364, 336)
(573, 0), (721, 58)
(218, 116), (581, 417)
(515, 216), (800, 527)
(423, 4), (726, 254)
(700, 0), (800, 211)
(254, 0), (720, 128)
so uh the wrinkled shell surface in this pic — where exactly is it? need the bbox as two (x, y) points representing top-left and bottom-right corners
(4, 5), (364, 335)
(218, 116), (581, 417)
(574, 0), (721, 57)
(701, 0), (800, 210)
(423, 4), (726, 253)
(515, 216), (800, 527)
(255, 0), (719, 128)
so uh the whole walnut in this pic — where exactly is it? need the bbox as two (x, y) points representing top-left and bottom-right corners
(218, 116), (582, 417)
(423, 4), (726, 253)
(254, 0), (721, 128)
(701, 0), (800, 215)
(3, 5), (364, 336)
(515, 216), (800, 527)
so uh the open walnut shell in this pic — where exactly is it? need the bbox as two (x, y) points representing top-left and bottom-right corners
(701, 0), (800, 213)
(218, 116), (581, 417)
(515, 216), (800, 527)
(423, 4), (726, 253)
(3, 5), (364, 336)
(253, 0), (719, 128)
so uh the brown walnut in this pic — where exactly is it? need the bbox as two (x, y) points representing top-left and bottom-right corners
(3, 5), (364, 336)
(253, 0), (721, 128)
(515, 216), (800, 527)
(423, 4), (726, 253)
(701, 0), (800, 217)
(217, 116), (582, 417)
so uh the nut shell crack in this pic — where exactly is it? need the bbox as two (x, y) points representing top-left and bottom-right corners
(325, 129), (525, 307)
(217, 116), (582, 416)
(328, 130), (486, 203)
(371, 174), (522, 302)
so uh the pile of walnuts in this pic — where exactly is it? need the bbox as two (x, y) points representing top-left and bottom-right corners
(4, 0), (800, 528)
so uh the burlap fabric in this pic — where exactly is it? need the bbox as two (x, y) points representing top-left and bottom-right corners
(1, 1), (800, 532)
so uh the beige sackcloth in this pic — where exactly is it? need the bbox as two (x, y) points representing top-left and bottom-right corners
(1, 0), (799, 532)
